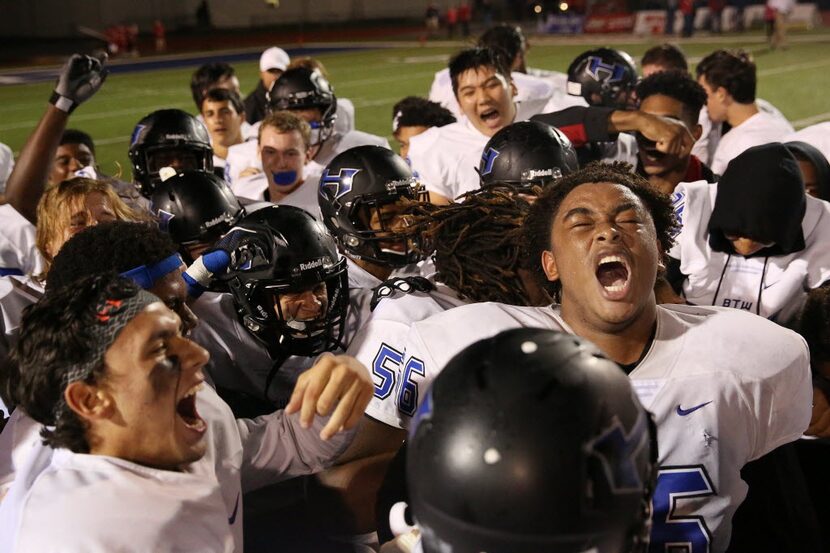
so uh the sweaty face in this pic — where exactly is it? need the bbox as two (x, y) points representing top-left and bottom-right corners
(50, 143), (95, 185)
(201, 99), (244, 149)
(698, 76), (727, 124)
(455, 67), (517, 137)
(364, 201), (414, 255)
(543, 182), (660, 331)
(149, 264), (198, 336)
(637, 94), (694, 178)
(49, 191), (118, 259)
(394, 125), (429, 159)
(97, 302), (209, 470)
(259, 127), (308, 194)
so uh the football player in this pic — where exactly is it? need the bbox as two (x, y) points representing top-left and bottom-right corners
(200, 88), (250, 175)
(244, 46), (290, 125)
(696, 50), (794, 175)
(476, 120), (578, 190)
(231, 111), (322, 216)
(391, 96), (455, 160)
(129, 108), (215, 198)
(667, 143), (830, 325)
(784, 140), (830, 201)
(149, 171), (246, 263)
(385, 162), (811, 552)
(408, 47), (539, 204)
(225, 66), (388, 184)
(386, 328), (657, 553)
(0, 272), (371, 552)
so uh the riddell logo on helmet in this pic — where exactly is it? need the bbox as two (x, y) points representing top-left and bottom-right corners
(203, 214), (231, 229)
(163, 134), (190, 141)
(299, 257), (331, 271)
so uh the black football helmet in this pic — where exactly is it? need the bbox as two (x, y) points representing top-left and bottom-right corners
(318, 145), (428, 268)
(150, 171), (245, 261)
(267, 67), (337, 146)
(567, 48), (638, 109)
(408, 328), (657, 553)
(478, 121), (579, 188)
(129, 109), (214, 197)
(220, 205), (348, 360)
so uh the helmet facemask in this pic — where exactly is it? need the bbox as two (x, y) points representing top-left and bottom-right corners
(340, 178), (428, 268)
(135, 144), (213, 196)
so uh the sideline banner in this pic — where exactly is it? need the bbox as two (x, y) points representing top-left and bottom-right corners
(583, 12), (635, 33)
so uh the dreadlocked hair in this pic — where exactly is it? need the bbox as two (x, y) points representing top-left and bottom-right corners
(405, 185), (539, 305)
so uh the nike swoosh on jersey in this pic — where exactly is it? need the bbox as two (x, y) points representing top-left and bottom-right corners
(676, 401), (712, 416)
(228, 492), (240, 525)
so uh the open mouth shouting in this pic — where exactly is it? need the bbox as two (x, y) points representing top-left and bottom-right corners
(478, 107), (502, 129)
(176, 382), (207, 436)
(595, 254), (631, 300)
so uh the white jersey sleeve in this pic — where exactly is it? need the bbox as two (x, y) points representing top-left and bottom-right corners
(225, 140), (262, 185)
(0, 205), (43, 277)
(335, 97), (356, 135)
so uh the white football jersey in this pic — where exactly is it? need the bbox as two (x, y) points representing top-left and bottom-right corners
(392, 301), (810, 552)
(335, 98), (356, 135)
(669, 180), (830, 324)
(0, 142), (13, 195)
(347, 282), (466, 427)
(428, 67), (554, 122)
(0, 276), (44, 407)
(710, 111), (795, 175)
(10, 449), (234, 553)
(315, 129), (391, 169)
(406, 118), (488, 201)
(0, 205), (43, 277)
(0, 383), (355, 553)
(785, 122), (830, 164)
(231, 162), (323, 220)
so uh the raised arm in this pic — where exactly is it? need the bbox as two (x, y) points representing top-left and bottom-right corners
(4, 54), (107, 223)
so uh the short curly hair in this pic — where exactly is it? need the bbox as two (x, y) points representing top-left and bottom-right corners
(636, 69), (708, 127)
(47, 221), (178, 293)
(798, 285), (830, 370)
(523, 162), (678, 301)
(392, 96), (456, 133)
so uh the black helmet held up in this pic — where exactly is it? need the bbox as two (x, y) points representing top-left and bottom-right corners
(220, 205), (348, 360)
(318, 145), (428, 268)
(129, 109), (213, 197)
(567, 48), (638, 109)
(478, 121), (579, 188)
(408, 328), (657, 553)
(267, 67), (337, 145)
(150, 170), (245, 257)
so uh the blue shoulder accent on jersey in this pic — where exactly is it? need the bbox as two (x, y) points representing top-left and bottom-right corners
(670, 189), (686, 237)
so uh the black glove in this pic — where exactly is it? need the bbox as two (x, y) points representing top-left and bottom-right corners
(49, 53), (108, 113)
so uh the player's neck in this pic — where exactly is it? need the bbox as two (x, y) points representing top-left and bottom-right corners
(350, 255), (392, 281)
(561, 300), (658, 366)
(267, 179), (303, 203)
(726, 101), (759, 128)
(648, 159), (689, 196)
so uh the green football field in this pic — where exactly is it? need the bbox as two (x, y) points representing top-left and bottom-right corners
(1, 30), (829, 176)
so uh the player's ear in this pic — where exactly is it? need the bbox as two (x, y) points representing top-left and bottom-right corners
(64, 381), (114, 422)
(692, 123), (703, 142)
(541, 249), (560, 283)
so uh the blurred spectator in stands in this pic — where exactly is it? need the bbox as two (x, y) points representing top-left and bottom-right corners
(459, 1), (473, 37)
(447, 5), (459, 38)
(767, 0), (793, 49)
(425, 3), (441, 38)
(196, 0), (212, 28)
(665, 0), (679, 34)
(680, 0), (696, 36)
(153, 20), (166, 53)
(477, 0), (495, 26)
(125, 24), (139, 58)
(708, 0), (724, 32)
(244, 47), (290, 125)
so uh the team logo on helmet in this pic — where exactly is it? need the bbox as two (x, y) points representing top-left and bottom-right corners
(586, 56), (628, 83)
(480, 147), (501, 176)
(588, 409), (650, 493)
(320, 168), (360, 200)
(129, 124), (147, 147)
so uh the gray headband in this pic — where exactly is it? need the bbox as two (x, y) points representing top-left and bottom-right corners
(64, 289), (159, 385)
